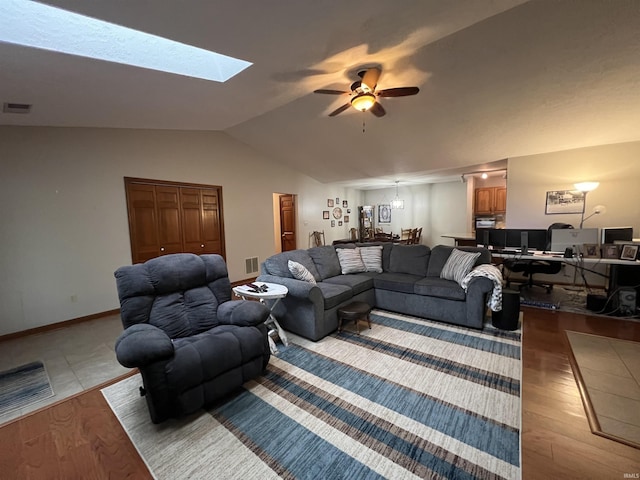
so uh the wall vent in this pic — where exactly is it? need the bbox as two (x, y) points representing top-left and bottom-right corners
(245, 257), (259, 274)
(3, 102), (32, 114)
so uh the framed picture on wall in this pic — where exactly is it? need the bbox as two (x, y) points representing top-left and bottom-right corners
(342, 200), (348, 208)
(327, 199), (334, 207)
(338, 221), (343, 226)
(331, 220), (335, 227)
(344, 215), (350, 223)
(322, 211), (330, 220)
(378, 204), (391, 224)
(545, 190), (585, 214)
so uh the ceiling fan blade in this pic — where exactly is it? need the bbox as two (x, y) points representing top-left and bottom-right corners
(328, 103), (351, 117)
(314, 89), (349, 95)
(361, 67), (381, 93)
(370, 102), (386, 117)
(377, 86), (420, 97)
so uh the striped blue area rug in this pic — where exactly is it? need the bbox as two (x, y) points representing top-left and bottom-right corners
(102, 309), (521, 479)
(0, 361), (54, 415)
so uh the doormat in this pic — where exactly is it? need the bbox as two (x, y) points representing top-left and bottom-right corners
(0, 361), (54, 416)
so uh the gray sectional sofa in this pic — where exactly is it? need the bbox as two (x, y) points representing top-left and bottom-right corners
(256, 243), (494, 341)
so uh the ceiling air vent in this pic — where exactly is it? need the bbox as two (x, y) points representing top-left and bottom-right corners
(3, 103), (32, 114)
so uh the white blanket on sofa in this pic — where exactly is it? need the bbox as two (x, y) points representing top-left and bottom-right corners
(460, 264), (503, 311)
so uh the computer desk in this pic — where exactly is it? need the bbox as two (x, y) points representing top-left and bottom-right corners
(492, 251), (640, 296)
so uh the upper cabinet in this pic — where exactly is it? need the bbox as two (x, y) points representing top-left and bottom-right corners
(474, 187), (507, 215)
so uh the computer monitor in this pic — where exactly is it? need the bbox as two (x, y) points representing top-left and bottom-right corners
(601, 226), (633, 244)
(475, 228), (506, 248)
(551, 228), (599, 252)
(505, 229), (547, 251)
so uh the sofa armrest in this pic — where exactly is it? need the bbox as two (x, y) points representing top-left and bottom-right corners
(466, 276), (494, 296)
(256, 274), (319, 298)
(217, 300), (270, 327)
(115, 323), (174, 368)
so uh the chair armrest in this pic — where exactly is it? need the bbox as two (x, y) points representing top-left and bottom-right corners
(217, 300), (270, 327)
(466, 276), (494, 296)
(115, 323), (174, 368)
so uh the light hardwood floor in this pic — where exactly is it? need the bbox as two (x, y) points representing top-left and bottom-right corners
(1, 307), (639, 479)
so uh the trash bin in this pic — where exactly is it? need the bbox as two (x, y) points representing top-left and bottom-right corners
(492, 289), (520, 330)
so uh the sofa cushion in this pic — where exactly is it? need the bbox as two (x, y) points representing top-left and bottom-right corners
(314, 282), (353, 309)
(441, 249), (481, 284)
(359, 245), (383, 273)
(264, 250), (320, 281)
(388, 244), (431, 276)
(324, 274), (374, 295)
(414, 277), (466, 301)
(308, 246), (342, 280)
(372, 272), (423, 294)
(427, 245), (489, 277)
(336, 247), (367, 274)
(288, 260), (316, 284)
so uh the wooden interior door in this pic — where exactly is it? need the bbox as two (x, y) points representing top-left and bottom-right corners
(156, 186), (183, 256)
(200, 189), (223, 254)
(180, 187), (205, 254)
(126, 183), (160, 264)
(279, 194), (296, 252)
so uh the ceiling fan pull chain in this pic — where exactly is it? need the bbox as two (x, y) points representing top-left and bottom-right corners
(362, 114), (366, 133)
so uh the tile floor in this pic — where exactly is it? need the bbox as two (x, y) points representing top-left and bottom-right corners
(0, 313), (128, 426)
(566, 331), (640, 445)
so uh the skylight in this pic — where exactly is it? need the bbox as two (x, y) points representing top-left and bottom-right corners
(0, 0), (252, 82)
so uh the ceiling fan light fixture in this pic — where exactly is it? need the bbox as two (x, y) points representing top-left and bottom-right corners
(351, 93), (376, 112)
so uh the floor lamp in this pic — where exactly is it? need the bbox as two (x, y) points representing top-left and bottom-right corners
(574, 181), (599, 228)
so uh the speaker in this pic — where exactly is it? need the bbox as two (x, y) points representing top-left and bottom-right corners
(492, 289), (520, 330)
(520, 231), (528, 254)
(618, 288), (637, 315)
(483, 230), (489, 248)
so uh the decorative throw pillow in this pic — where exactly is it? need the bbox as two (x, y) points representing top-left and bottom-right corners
(359, 245), (383, 273)
(288, 260), (317, 284)
(440, 248), (481, 285)
(336, 247), (366, 274)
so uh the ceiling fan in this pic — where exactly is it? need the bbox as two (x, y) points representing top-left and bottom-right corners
(314, 67), (419, 117)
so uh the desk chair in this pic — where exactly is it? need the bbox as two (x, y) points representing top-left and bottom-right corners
(503, 223), (573, 292)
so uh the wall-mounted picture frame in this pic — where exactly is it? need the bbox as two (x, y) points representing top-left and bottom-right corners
(602, 244), (620, 259)
(545, 190), (585, 214)
(344, 215), (350, 223)
(620, 244), (639, 261)
(331, 220), (335, 227)
(338, 221), (343, 226)
(335, 197), (340, 204)
(327, 199), (334, 207)
(583, 243), (600, 258)
(342, 200), (348, 208)
(347, 209), (351, 214)
(322, 211), (330, 220)
(378, 204), (391, 224)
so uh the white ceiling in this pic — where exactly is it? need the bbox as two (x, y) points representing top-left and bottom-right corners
(2, 0), (640, 188)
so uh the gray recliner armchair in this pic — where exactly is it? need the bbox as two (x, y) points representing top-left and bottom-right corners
(114, 253), (271, 423)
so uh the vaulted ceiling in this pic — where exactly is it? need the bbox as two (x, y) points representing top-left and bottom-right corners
(2, 0), (639, 188)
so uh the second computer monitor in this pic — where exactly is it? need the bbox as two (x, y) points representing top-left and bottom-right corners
(551, 228), (599, 252)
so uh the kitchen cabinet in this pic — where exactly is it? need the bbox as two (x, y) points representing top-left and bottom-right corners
(474, 187), (507, 215)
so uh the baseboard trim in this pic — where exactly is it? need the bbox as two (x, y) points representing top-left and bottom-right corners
(0, 308), (121, 342)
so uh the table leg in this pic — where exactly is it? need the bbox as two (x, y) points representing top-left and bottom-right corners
(262, 298), (289, 347)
